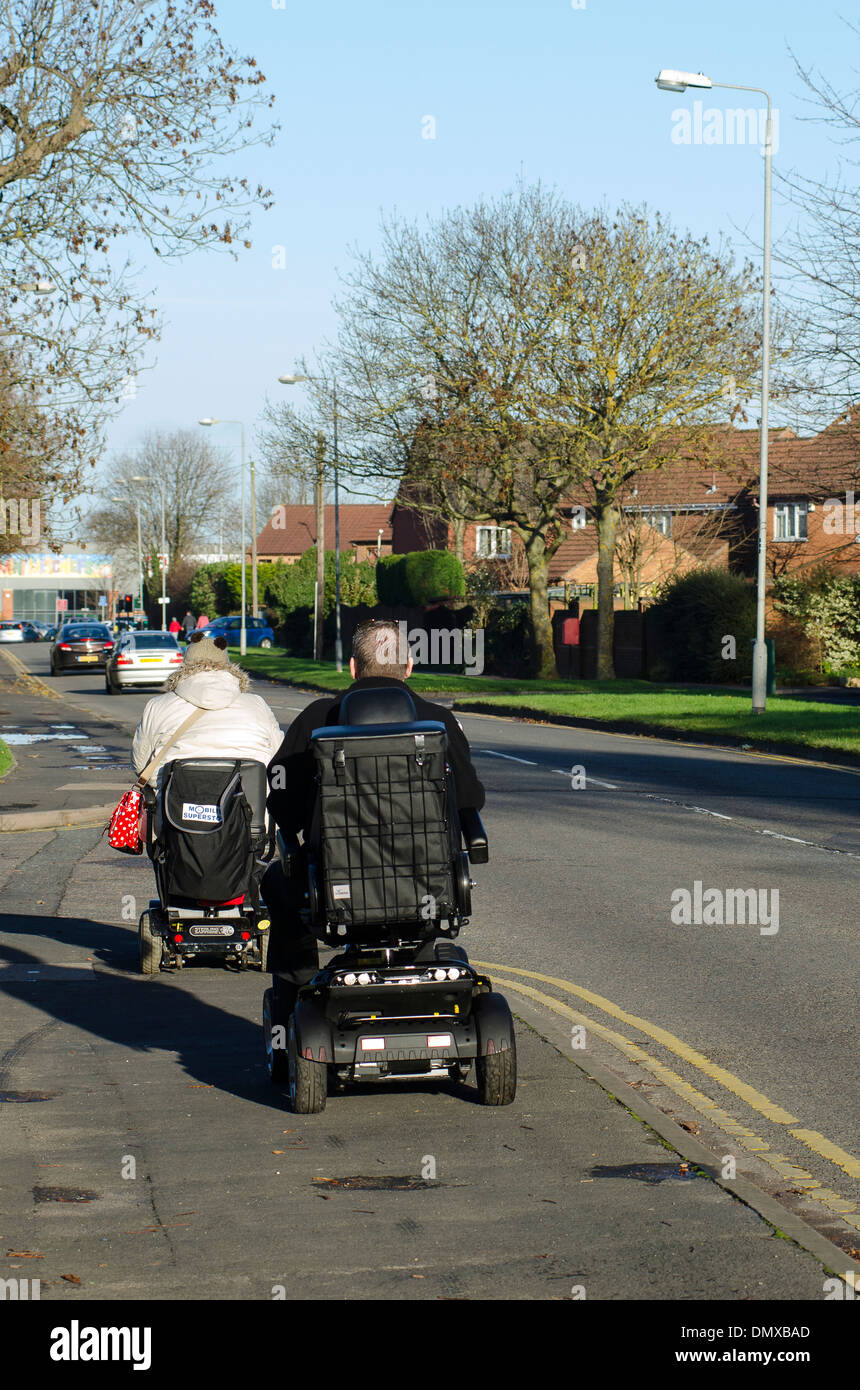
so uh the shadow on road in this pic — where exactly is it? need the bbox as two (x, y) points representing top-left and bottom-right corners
(0, 910), (285, 1111)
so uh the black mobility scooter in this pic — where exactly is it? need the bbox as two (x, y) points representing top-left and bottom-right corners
(262, 686), (517, 1112)
(138, 757), (275, 974)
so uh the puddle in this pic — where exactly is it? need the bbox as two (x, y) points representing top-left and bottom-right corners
(50, 724), (75, 728)
(33, 1187), (99, 1203)
(2, 733), (80, 744)
(312, 1176), (436, 1192)
(0, 1090), (55, 1103)
(589, 1163), (698, 1183)
(74, 745), (107, 753)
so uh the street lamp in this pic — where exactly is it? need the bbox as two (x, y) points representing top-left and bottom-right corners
(199, 417), (247, 655)
(655, 68), (773, 714)
(279, 373), (342, 671)
(110, 490), (144, 622)
(129, 474), (167, 625)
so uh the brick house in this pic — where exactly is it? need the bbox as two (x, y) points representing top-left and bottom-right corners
(253, 504), (393, 564)
(391, 418), (860, 601)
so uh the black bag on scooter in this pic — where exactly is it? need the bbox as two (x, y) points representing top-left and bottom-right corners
(159, 759), (253, 903)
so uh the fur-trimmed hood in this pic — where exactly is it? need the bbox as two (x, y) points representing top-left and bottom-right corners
(165, 659), (249, 701)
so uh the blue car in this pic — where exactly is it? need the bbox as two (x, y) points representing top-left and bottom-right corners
(200, 615), (274, 649)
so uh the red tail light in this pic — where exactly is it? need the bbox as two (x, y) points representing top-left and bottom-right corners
(104, 641), (114, 649)
(58, 643), (71, 651)
(116, 657), (132, 666)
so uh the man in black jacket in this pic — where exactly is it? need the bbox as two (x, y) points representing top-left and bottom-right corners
(263, 619), (485, 1013)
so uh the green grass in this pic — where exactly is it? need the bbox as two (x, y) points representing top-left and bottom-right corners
(0, 737), (13, 779)
(231, 649), (860, 759)
(456, 689), (860, 758)
(230, 648), (593, 695)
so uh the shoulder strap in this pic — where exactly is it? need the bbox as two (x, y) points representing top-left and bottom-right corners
(136, 706), (207, 787)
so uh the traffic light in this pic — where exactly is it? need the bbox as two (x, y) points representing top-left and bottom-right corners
(123, 594), (133, 613)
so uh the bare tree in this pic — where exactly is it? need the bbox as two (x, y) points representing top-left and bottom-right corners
(778, 32), (860, 413)
(0, 0), (275, 505)
(87, 429), (235, 578)
(329, 187), (768, 677)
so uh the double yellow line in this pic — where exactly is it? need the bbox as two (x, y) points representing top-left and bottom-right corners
(478, 960), (860, 1230)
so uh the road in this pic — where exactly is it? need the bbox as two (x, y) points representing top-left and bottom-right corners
(1, 642), (858, 1304)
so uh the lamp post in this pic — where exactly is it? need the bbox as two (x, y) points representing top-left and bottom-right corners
(278, 373), (342, 672)
(200, 418), (247, 655)
(655, 68), (773, 714)
(129, 474), (167, 624)
(110, 490), (144, 622)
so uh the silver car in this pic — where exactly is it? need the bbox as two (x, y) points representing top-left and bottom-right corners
(0, 620), (28, 642)
(105, 630), (184, 693)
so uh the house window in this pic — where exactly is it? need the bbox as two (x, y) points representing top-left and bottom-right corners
(475, 526), (512, 558)
(644, 511), (672, 537)
(774, 503), (807, 541)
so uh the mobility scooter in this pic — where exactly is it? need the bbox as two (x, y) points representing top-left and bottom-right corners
(262, 686), (517, 1112)
(138, 757), (275, 974)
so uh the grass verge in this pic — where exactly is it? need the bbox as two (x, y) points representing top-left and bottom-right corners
(0, 737), (13, 779)
(231, 650), (860, 762)
(453, 690), (860, 762)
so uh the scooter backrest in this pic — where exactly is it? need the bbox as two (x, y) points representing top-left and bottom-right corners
(338, 685), (417, 727)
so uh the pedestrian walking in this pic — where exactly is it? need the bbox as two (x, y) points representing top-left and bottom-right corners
(168, 616), (182, 635)
(183, 610), (195, 637)
(196, 613), (209, 629)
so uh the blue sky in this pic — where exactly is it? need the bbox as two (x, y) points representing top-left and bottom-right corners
(103, 0), (858, 494)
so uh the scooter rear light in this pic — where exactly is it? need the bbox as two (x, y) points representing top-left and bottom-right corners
(173, 933), (183, 943)
(241, 930), (251, 940)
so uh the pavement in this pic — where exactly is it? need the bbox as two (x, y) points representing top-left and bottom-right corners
(0, 644), (858, 1307)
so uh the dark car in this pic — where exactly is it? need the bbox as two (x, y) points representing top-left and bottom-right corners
(50, 621), (115, 675)
(200, 615), (274, 648)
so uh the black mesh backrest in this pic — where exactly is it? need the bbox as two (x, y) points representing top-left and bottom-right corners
(338, 686), (417, 727)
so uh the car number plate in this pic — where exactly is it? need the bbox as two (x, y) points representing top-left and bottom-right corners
(189, 924), (234, 937)
(139, 657), (162, 663)
(78, 654), (98, 662)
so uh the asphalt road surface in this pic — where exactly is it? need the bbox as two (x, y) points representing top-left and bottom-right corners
(1, 643), (858, 1306)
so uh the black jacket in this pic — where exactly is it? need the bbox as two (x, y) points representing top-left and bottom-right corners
(266, 676), (485, 836)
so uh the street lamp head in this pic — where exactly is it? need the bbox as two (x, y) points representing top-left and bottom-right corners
(199, 417), (218, 426)
(278, 374), (308, 385)
(129, 474), (148, 483)
(656, 69), (712, 92)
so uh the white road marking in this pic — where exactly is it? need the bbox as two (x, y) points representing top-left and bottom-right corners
(550, 768), (619, 790)
(641, 792), (733, 820)
(478, 749), (538, 766)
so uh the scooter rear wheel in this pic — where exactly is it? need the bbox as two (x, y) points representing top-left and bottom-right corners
(287, 1015), (327, 1113)
(138, 912), (162, 975)
(476, 1035), (517, 1106)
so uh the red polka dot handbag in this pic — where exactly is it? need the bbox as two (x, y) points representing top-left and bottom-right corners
(108, 707), (206, 854)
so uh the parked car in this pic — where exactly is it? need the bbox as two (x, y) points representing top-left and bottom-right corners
(200, 615), (274, 649)
(105, 630), (184, 693)
(50, 622), (115, 675)
(42, 624), (58, 642)
(21, 620), (47, 640)
(0, 620), (39, 643)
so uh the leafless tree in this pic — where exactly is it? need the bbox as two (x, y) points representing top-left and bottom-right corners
(328, 187), (770, 677)
(87, 429), (235, 581)
(0, 0), (275, 508)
